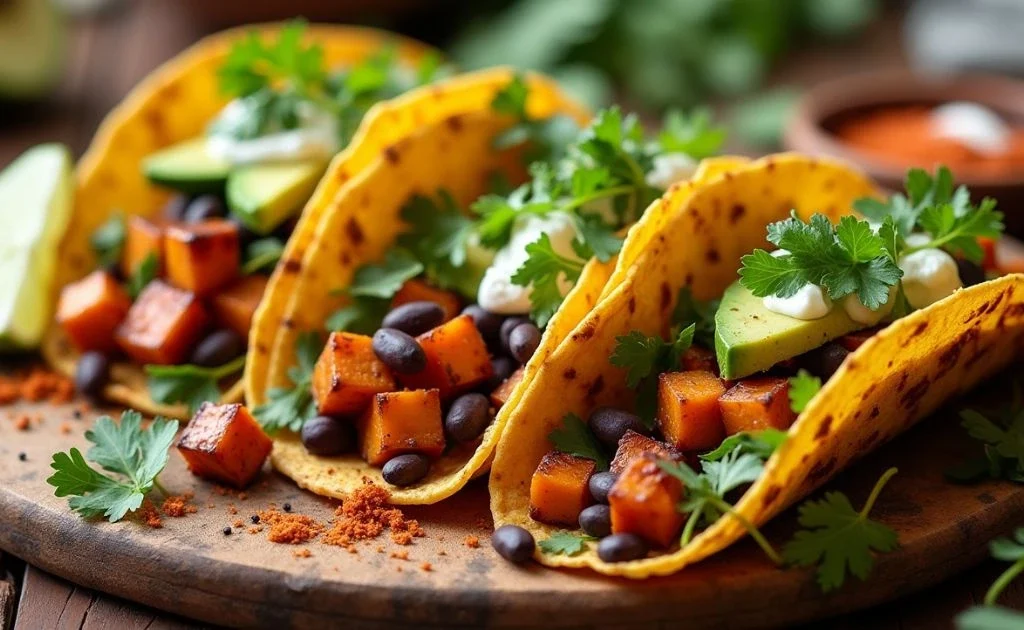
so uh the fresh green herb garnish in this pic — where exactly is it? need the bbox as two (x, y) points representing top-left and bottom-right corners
(242, 237), (285, 275)
(145, 356), (246, 416)
(539, 530), (596, 556)
(325, 249), (423, 334)
(783, 467), (899, 592)
(788, 370), (822, 414)
(956, 606), (1024, 630)
(658, 108), (727, 160)
(548, 413), (609, 471)
(491, 74), (581, 163)
(701, 429), (787, 462)
(510, 234), (587, 328)
(672, 287), (719, 349)
(955, 528), (1024, 629)
(126, 251), (158, 300)
(609, 324), (695, 424)
(218, 20), (326, 100)
(90, 213), (125, 269)
(947, 387), (1024, 484)
(47, 411), (178, 523)
(326, 298), (392, 336)
(253, 332), (321, 433)
(397, 192), (473, 291)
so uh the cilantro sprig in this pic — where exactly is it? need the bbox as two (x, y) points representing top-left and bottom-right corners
(126, 251), (158, 300)
(955, 528), (1024, 629)
(610, 324), (695, 424)
(538, 530), (596, 556)
(145, 356), (246, 416)
(47, 411), (179, 523)
(90, 213), (125, 270)
(491, 74), (580, 164)
(253, 332), (322, 433)
(548, 413), (609, 471)
(242, 237), (285, 275)
(325, 249), (423, 334)
(701, 429), (787, 462)
(946, 385), (1024, 484)
(788, 370), (822, 414)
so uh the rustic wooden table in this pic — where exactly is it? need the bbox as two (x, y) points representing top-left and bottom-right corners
(1, 2), (1022, 628)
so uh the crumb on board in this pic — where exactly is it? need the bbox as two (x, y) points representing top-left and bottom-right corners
(0, 368), (74, 406)
(161, 493), (197, 518)
(465, 535), (480, 549)
(258, 508), (324, 544)
(420, 562), (432, 572)
(139, 501), (163, 529)
(293, 548), (312, 559)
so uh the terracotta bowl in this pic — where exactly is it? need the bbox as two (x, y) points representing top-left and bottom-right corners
(784, 70), (1024, 234)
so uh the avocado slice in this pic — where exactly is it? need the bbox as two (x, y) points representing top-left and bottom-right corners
(143, 137), (231, 195)
(714, 280), (865, 380)
(226, 160), (327, 235)
(0, 0), (65, 99)
(0, 143), (73, 350)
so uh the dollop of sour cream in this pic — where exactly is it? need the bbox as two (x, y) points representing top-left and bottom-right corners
(932, 101), (1010, 155)
(645, 153), (697, 190)
(899, 247), (963, 309)
(207, 99), (341, 165)
(842, 286), (896, 325)
(762, 250), (834, 320)
(477, 212), (582, 314)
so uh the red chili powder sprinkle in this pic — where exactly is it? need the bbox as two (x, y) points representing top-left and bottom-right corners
(420, 562), (433, 572)
(390, 550), (409, 561)
(233, 519), (244, 528)
(139, 501), (163, 529)
(0, 368), (75, 405)
(258, 508), (324, 544)
(13, 415), (30, 431)
(322, 484), (425, 548)
(293, 548), (312, 559)
(59, 422), (72, 435)
(161, 494), (197, 517)
(464, 535), (480, 549)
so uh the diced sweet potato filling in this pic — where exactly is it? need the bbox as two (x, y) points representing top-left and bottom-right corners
(312, 332), (395, 417)
(398, 314), (494, 399)
(56, 270), (132, 353)
(359, 389), (445, 466)
(529, 451), (596, 527)
(680, 346), (718, 373)
(114, 280), (208, 364)
(657, 370), (727, 452)
(163, 220), (240, 295)
(718, 377), (797, 435)
(490, 366), (525, 409)
(211, 274), (268, 339)
(392, 279), (461, 322)
(177, 403), (272, 488)
(610, 430), (681, 475)
(608, 454), (685, 548)
(121, 216), (164, 278)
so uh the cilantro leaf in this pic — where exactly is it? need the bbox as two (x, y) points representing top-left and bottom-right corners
(610, 325), (695, 388)
(657, 107), (727, 159)
(253, 332), (322, 433)
(955, 404), (1024, 479)
(511, 234), (585, 327)
(217, 20), (325, 99)
(538, 531), (596, 556)
(242, 237), (285, 275)
(701, 429), (787, 462)
(574, 213), (623, 263)
(326, 296), (390, 335)
(789, 370), (822, 414)
(783, 467), (899, 592)
(548, 413), (609, 470)
(956, 606), (1024, 630)
(915, 197), (1004, 264)
(702, 448), (764, 496)
(126, 251), (158, 300)
(90, 214), (125, 269)
(347, 249), (423, 299)
(737, 249), (806, 299)
(145, 356), (246, 416)
(672, 287), (719, 348)
(398, 192), (473, 291)
(491, 74), (580, 163)
(491, 74), (529, 118)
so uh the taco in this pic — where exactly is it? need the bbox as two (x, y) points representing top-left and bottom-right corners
(489, 153), (1024, 577)
(250, 74), (730, 504)
(42, 22), (440, 418)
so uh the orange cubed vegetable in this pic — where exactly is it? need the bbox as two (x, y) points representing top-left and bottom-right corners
(610, 430), (680, 475)
(211, 274), (267, 338)
(398, 314), (494, 399)
(680, 346), (718, 373)
(163, 220), (240, 295)
(114, 280), (209, 364)
(177, 402), (272, 488)
(312, 332), (396, 417)
(529, 451), (596, 527)
(55, 270), (132, 354)
(121, 216), (164, 278)
(979, 237), (997, 271)
(490, 366), (525, 409)
(359, 389), (445, 466)
(719, 377), (798, 435)
(657, 370), (727, 452)
(392, 279), (461, 322)
(609, 454), (685, 548)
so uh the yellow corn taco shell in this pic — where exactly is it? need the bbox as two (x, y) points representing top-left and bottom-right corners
(41, 24), (435, 418)
(490, 153), (1024, 577)
(256, 69), (598, 505)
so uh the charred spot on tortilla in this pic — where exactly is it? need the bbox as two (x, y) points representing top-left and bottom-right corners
(729, 203), (745, 223)
(761, 485), (782, 509)
(572, 324), (595, 342)
(808, 457), (837, 484)
(282, 258), (302, 274)
(937, 342), (962, 375)
(446, 115), (463, 132)
(283, 318), (295, 329)
(706, 248), (720, 263)
(345, 217), (365, 245)
(822, 178), (836, 192)
(383, 145), (400, 164)
(896, 371), (909, 392)
(860, 383), (877, 401)
(660, 283), (671, 310)
(585, 375), (605, 402)
(628, 296), (636, 314)
(869, 405), (880, 419)
(899, 376), (931, 411)
(815, 416), (834, 441)
(563, 368), (577, 380)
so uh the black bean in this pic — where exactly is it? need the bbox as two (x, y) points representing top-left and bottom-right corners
(491, 525), (535, 564)
(589, 471), (618, 504)
(372, 328), (426, 374)
(579, 504), (612, 538)
(75, 352), (110, 398)
(800, 342), (849, 381)
(480, 355), (517, 392)
(463, 305), (505, 349)
(381, 453), (431, 487)
(445, 393), (492, 443)
(597, 533), (648, 563)
(301, 416), (356, 456)
(383, 301), (445, 336)
(190, 329), (245, 367)
(957, 258), (987, 288)
(499, 316), (531, 353)
(162, 194), (191, 221)
(589, 407), (648, 449)
(508, 323), (541, 363)
(183, 195), (226, 222)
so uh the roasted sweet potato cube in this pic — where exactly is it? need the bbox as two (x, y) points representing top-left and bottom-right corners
(609, 454), (685, 548)
(610, 430), (681, 475)
(121, 216), (164, 278)
(719, 378), (798, 435)
(680, 346), (718, 373)
(55, 270), (131, 353)
(312, 332), (396, 417)
(358, 389), (445, 466)
(398, 314), (494, 399)
(529, 451), (596, 527)
(164, 220), (240, 295)
(657, 371), (727, 452)
(392, 279), (461, 322)
(490, 366), (525, 409)
(177, 403), (272, 488)
(114, 280), (209, 364)
(211, 274), (267, 338)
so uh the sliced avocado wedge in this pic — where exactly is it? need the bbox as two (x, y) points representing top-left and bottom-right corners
(0, 143), (73, 350)
(0, 0), (65, 99)
(143, 137), (231, 194)
(714, 280), (865, 380)
(227, 160), (327, 235)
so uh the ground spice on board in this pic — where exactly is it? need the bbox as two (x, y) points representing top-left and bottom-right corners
(0, 368), (74, 405)
(139, 501), (163, 529)
(258, 508), (324, 544)
(161, 494), (197, 517)
(464, 535), (480, 549)
(322, 484), (425, 549)
(293, 549), (312, 559)
(420, 562), (433, 572)
(12, 415), (30, 431)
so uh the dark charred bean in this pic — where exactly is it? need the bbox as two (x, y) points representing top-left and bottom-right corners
(491, 525), (535, 564)
(589, 407), (648, 449)
(579, 504), (612, 538)
(183, 195), (226, 222)
(301, 416), (356, 456)
(190, 329), (245, 367)
(75, 352), (110, 398)
(382, 301), (445, 336)
(162, 195), (190, 221)
(478, 355), (516, 393)
(381, 453), (430, 486)
(597, 533), (648, 562)
(957, 258), (986, 288)
(463, 305), (504, 349)
(372, 328), (426, 374)
(589, 471), (617, 504)
(508, 323), (541, 363)
(445, 393), (491, 443)
(500, 316), (531, 354)
(800, 342), (849, 381)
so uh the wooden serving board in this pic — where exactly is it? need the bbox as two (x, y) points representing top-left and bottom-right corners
(1, 368), (1022, 630)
